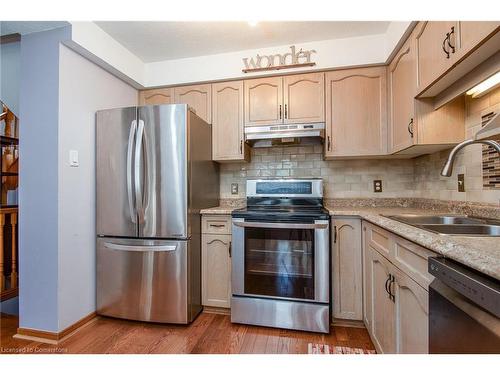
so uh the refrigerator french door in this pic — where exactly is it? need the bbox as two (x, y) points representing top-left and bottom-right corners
(96, 104), (218, 324)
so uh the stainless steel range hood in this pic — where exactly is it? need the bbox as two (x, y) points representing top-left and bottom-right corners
(245, 123), (325, 148)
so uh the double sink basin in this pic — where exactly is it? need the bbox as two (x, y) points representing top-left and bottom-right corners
(384, 214), (500, 237)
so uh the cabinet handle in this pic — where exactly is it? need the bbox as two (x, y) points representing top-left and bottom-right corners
(228, 241), (232, 258)
(209, 223), (226, 228)
(240, 140), (243, 154)
(384, 274), (392, 298)
(447, 26), (456, 54)
(442, 34), (450, 59)
(408, 118), (414, 138)
(333, 225), (337, 243)
(279, 105), (282, 119)
(284, 104), (288, 119)
(327, 136), (331, 151)
(389, 274), (396, 302)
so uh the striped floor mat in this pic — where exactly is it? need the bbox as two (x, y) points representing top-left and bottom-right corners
(308, 343), (376, 354)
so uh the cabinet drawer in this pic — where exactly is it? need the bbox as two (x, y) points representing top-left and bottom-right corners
(364, 222), (393, 258)
(202, 215), (231, 234)
(393, 236), (435, 290)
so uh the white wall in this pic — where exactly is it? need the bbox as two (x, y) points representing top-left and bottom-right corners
(0, 40), (20, 116)
(145, 33), (390, 87)
(67, 21), (412, 89)
(57, 45), (137, 331)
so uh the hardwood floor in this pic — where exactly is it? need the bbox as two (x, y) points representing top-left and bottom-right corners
(0, 312), (375, 354)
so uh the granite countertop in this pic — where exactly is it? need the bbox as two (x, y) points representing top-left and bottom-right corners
(326, 206), (500, 281)
(201, 200), (500, 280)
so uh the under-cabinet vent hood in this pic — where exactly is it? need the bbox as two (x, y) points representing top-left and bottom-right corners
(475, 112), (500, 140)
(245, 123), (325, 148)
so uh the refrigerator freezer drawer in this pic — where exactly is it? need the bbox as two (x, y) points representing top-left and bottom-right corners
(97, 237), (201, 324)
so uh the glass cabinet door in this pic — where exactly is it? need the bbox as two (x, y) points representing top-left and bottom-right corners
(244, 227), (315, 300)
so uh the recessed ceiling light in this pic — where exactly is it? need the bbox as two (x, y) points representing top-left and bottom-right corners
(248, 21), (259, 27)
(466, 71), (500, 98)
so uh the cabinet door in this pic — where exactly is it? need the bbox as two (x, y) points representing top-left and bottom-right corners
(457, 22), (499, 57)
(283, 72), (324, 124)
(174, 84), (212, 124)
(325, 67), (387, 157)
(367, 246), (395, 354)
(139, 88), (173, 105)
(393, 269), (429, 354)
(202, 234), (232, 308)
(362, 223), (372, 331)
(332, 218), (362, 320)
(389, 36), (417, 153)
(415, 21), (458, 91)
(212, 81), (248, 161)
(244, 76), (283, 126)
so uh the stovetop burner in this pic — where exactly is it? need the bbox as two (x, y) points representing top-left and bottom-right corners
(232, 179), (329, 222)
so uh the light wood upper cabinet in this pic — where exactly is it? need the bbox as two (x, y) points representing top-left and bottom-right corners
(202, 234), (232, 308)
(389, 36), (417, 153)
(174, 84), (212, 124)
(457, 22), (499, 58)
(332, 218), (363, 321)
(325, 67), (387, 157)
(389, 26), (465, 155)
(283, 73), (325, 124)
(416, 21), (459, 92)
(139, 88), (173, 105)
(212, 81), (250, 162)
(244, 77), (283, 126)
(393, 268), (429, 354)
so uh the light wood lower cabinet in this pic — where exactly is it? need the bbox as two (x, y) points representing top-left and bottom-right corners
(202, 234), (232, 308)
(201, 215), (232, 309)
(393, 267), (429, 354)
(362, 221), (432, 353)
(332, 218), (362, 320)
(325, 67), (387, 157)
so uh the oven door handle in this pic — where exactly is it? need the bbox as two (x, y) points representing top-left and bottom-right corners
(232, 221), (328, 230)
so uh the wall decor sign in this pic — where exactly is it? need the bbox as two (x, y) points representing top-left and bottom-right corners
(242, 45), (317, 73)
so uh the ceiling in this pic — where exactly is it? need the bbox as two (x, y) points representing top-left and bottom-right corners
(95, 21), (391, 63)
(0, 21), (69, 36)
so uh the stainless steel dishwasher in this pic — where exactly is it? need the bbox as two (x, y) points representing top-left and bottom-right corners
(428, 257), (500, 353)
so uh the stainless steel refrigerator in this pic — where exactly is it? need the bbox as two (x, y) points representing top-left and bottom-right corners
(96, 104), (219, 324)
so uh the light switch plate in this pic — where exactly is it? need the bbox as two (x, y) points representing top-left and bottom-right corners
(231, 183), (238, 195)
(69, 150), (79, 167)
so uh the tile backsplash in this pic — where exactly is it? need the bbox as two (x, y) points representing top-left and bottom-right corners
(220, 87), (500, 206)
(220, 145), (416, 199)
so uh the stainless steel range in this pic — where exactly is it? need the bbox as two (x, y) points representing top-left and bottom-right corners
(231, 179), (330, 333)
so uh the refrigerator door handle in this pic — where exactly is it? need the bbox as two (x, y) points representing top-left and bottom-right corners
(134, 119), (145, 224)
(103, 242), (177, 252)
(126, 120), (137, 223)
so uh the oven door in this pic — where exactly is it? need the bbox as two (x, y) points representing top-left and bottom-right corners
(231, 218), (329, 303)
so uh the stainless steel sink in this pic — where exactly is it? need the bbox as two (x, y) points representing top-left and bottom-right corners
(384, 214), (500, 237)
(419, 224), (500, 236)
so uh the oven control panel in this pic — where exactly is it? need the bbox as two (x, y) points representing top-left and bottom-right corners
(246, 179), (323, 198)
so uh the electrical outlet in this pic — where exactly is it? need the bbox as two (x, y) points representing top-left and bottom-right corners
(373, 180), (382, 193)
(457, 174), (465, 192)
(231, 183), (239, 195)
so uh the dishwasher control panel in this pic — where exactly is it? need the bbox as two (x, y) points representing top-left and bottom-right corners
(429, 257), (500, 318)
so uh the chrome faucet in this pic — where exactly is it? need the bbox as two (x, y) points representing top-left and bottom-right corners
(440, 139), (500, 177)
